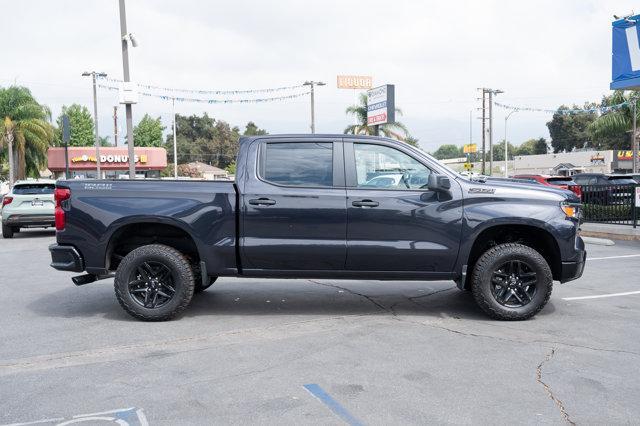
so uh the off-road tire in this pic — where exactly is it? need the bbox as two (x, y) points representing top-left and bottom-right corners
(471, 243), (552, 320)
(2, 224), (14, 239)
(195, 276), (218, 293)
(114, 244), (195, 321)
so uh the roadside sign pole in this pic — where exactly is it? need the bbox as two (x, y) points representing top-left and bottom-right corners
(62, 115), (70, 179)
(119, 0), (136, 179)
(172, 97), (178, 179)
(633, 98), (638, 173)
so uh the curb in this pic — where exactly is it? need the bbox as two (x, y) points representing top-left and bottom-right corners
(580, 230), (640, 241)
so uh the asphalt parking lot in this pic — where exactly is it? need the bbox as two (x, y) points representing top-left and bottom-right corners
(1, 230), (639, 425)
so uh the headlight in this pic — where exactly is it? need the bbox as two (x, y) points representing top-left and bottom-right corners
(560, 202), (580, 219)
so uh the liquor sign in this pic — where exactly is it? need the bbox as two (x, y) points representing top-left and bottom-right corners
(337, 75), (373, 90)
(367, 84), (395, 126)
(611, 15), (640, 89)
(463, 144), (478, 154)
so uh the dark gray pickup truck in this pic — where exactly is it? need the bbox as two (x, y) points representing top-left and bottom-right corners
(49, 135), (586, 321)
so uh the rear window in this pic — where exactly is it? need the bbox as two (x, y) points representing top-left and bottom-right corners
(607, 176), (636, 185)
(546, 177), (574, 184)
(13, 184), (55, 195)
(263, 142), (333, 187)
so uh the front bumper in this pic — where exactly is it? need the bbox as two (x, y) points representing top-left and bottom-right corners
(3, 214), (55, 228)
(559, 236), (586, 283)
(49, 244), (84, 272)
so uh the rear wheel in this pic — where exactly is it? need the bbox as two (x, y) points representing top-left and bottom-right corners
(2, 224), (14, 239)
(114, 244), (195, 321)
(471, 243), (552, 320)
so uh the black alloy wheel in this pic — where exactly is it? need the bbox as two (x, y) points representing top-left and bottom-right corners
(490, 260), (538, 307)
(128, 261), (176, 309)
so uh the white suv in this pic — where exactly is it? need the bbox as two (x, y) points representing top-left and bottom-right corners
(1, 180), (56, 238)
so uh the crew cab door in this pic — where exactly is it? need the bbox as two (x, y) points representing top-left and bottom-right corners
(344, 140), (463, 273)
(240, 138), (347, 271)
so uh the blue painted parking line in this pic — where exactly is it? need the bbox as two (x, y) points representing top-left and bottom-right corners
(303, 383), (364, 426)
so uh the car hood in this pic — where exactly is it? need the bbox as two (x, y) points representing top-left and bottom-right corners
(458, 178), (580, 203)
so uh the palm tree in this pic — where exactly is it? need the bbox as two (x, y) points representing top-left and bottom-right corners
(344, 93), (409, 140)
(0, 86), (53, 183)
(588, 90), (639, 144)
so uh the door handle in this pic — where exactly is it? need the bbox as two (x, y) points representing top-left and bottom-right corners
(249, 198), (276, 206)
(352, 199), (379, 208)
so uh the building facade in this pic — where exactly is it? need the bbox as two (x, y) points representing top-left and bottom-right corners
(47, 147), (167, 179)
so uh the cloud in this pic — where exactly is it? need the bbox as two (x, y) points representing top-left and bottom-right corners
(0, 0), (632, 151)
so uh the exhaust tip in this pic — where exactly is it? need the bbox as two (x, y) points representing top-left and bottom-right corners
(72, 274), (97, 286)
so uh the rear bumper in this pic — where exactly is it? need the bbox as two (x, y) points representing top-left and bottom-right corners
(49, 244), (84, 272)
(560, 249), (586, 283)
(3, 214), (55, 227)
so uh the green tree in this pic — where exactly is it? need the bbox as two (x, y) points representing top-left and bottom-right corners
(344, 93), (409, 140)
(0, 86), (53, 181)
(546, 104), (597, 153)
(243, 121), (268, 136)
(492, 140), (518, 161)
(165, 113), (242, 169)
(404, 135), (419, 147)
(432, 144), (462, 160)
(588, 90), (638, 150)
(133, 114), (165, 147)
(516, 138), (548, 156)
(54, 104), (95, 147)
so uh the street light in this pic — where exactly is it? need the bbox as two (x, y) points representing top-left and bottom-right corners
(504, 109), (518, 177)
(82, 71), (107, 178)
(303, 81), (325, 133)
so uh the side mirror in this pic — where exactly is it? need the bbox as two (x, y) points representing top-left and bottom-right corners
(427, 174), (451, 192)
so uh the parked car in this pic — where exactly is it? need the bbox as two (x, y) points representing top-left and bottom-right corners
(571, 173), (636, 205)
(1, 179), (56, 238)
(49, 135), (585, 322)
(512, 174), (582, 198)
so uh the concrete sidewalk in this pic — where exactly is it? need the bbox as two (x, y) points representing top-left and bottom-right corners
(580, 222), (640, 241)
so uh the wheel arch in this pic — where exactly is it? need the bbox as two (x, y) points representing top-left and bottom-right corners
(105, 219), (203, 272)
(460, 222), (562, 289)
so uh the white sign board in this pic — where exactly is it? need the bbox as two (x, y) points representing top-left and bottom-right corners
(636, 186), (640, 206)
(367, 84), (395, 126)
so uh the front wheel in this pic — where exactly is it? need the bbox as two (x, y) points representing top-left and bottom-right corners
(114, 244), (195, 321)
(471, 243), (552, 320)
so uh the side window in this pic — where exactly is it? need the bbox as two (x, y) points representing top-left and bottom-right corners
(354, 143), (431, 190)
(263, 142), (333, 187)
(589, 177), (598, 185)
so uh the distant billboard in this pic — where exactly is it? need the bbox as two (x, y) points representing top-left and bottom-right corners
(611, 15), (640, 89)
(337, 75), (373, 90)
(367, 84), (395, 126)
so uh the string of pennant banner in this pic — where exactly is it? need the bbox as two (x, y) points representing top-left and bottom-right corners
(99, 76), (305, 95)
(494, 101), (630, 115)
(97, 83), (310, 104)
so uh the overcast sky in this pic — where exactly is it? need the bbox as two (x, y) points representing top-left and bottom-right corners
(1, 0), (635, 152)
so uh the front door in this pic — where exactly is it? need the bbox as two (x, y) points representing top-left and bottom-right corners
(241, 138), (347, 271)
(344, 141), (463, 273)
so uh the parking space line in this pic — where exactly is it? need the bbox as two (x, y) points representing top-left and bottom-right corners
(563, 290), (640, 301)
(303, 384), (364, 426)
(587, 254), (640, 261)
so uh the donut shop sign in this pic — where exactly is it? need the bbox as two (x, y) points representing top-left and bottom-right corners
(71, 154), (148, 164)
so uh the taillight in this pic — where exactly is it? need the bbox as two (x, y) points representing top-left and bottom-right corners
(570, 185), (582, 198)
(54, 188), (71, 231)
(2, 196), (12, 207)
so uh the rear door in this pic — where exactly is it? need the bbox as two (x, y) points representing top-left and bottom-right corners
(344, 140), (463, 273)
(241, 138), (347, 271)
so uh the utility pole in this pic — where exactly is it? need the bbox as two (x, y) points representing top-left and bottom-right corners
(633, 97), (638, 174)
(477, 88), (503, 175)
(504, 110), (518, 177)
(113, 106), (118, 146)
(303, 81), (325, 133)
(82, 71), (107, 178)
(172, 97), (178, 179)
(119, 0), (136, 179)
